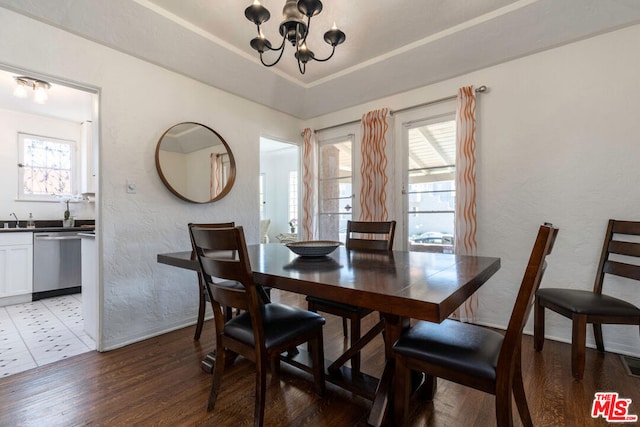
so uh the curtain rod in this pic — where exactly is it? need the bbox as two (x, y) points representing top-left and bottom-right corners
(308, 85), (487, 135)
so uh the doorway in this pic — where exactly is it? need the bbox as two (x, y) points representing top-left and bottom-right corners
(0, 64), (100, 375)
(259, 137), (300, 243)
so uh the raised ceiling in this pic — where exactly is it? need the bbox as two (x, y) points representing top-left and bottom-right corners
(1, 0), (640, 119)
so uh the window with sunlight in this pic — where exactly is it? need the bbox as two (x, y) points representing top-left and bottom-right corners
(406, 117), (456, 252)
(318, 136), (353, 242)
(288, 171), (298, 229)
(18, 133), (76, 201)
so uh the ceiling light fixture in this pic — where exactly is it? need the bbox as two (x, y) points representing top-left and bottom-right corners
(13, 76), (51, 104)
(244, 0), (346, 75)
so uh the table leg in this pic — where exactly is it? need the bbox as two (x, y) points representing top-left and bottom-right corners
(367, 313), (410, 427)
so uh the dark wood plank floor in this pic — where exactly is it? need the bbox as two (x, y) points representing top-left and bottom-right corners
(1, 290), (638, 426)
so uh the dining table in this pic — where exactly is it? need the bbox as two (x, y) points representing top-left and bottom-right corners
(157, 243), (500, 426)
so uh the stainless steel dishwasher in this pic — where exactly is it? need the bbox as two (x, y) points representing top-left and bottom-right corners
(33, 231), (82, 300)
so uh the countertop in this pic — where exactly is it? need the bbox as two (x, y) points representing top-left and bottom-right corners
(0, 226), (95, 233)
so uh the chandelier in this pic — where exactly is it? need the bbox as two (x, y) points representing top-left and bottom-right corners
(244, 0), (346, 74)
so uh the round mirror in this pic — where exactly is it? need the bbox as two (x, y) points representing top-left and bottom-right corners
(155, 122), (236, 203)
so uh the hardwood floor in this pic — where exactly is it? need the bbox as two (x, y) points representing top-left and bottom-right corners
(0, 290), (638, 426)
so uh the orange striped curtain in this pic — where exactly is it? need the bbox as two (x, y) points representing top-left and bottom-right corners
(455, 86), (478, 321)
(210, 153), (223, 198)
(301, 128), (317, 240)
(359, 108), (390, 222)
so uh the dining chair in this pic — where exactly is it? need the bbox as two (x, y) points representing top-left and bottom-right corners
(534, 219), (640, 379)
(306, 220), (396, 374)
(188, 222), (235, 340)
(190, 225), (326, 427)
(393, 223), (558, 427)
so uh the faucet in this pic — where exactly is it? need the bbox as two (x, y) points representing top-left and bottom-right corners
(10, 212), (19, 228)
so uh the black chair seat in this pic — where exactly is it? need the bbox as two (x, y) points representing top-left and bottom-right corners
(225, 303), (326, 349)
(393, 319), (503, 382)
(305, 296), (372, 315)
(536, 288), (640, 316)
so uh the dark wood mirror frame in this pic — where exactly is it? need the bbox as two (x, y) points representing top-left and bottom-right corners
(155, 122), (236, 204)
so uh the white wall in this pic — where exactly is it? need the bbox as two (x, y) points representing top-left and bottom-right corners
(0, 109), (94, 221)
(0, 8), (303, 350)
(305, 24), (640, 357)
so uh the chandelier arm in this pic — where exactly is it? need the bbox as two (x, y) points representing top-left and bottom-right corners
(309, 45), (337, 62)
(260, 44), (287, 67)
(297, 58), (306, 75)
(265, 33), (287, 52)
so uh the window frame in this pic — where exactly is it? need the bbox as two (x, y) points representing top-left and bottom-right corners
(395, 101), (457, 251)
(317, 133), (355, 242)
(17, 132), (78, 202)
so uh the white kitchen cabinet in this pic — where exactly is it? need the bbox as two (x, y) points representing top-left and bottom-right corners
(0, 232), (33, 306)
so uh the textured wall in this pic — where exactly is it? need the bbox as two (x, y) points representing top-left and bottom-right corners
(0, 8), (302, 350)
(306, 24), (640, 356)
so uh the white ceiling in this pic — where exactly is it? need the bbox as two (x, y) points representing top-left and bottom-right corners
(1, 0), (640, 120)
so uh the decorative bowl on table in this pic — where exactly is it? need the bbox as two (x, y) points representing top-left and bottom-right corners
(285, 240), (342, 257)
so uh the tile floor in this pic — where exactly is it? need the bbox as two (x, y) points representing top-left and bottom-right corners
(0, 294), (95, 378)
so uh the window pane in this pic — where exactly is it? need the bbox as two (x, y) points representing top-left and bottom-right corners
(318, 137), (352, 242)
(318, 213), (350, 242)
(19, 133), (75, 198)
(288, 171), (298, 226)
(406, 118), (456, 252)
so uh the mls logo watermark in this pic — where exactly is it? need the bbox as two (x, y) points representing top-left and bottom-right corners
(592, 392), (638, 422)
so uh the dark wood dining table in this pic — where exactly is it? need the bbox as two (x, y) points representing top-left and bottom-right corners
(157, 243), (500, 426)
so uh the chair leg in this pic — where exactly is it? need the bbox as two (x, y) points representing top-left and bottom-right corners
(422, 374), (437, 401)
(495, 383), (514, 427)
(593, 323), (605, 353)
(269, 356), (281, 381)
(207, 341), (226, 412)
(393, 355), (412, 427)
(572, 314), (587, 380)
(342, 318), (348, 338)
(513, 350), (533, 427)
(350, 315), (361, 374)
(194, 290), (206, 340)
(310, 331), (326, 396)
(255, 356), (267, 427)
(533, 298), (545, 351)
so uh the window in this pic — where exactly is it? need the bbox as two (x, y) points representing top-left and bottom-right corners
(318, 135), (353, 242)
(288, 171), (298, 228)
(18, 133), (77, 201)
(405, 115), (456, 252)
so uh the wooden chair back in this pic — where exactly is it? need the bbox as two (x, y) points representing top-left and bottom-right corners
(593, 219), (640, 294)
(188, 222), (235, 260)
(346, 220), (396, 251)
(500, 223), (558, 366)
(189, 226), (263, 321)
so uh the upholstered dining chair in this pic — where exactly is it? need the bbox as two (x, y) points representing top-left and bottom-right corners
(393, 223), (558, 427)
(534, 219), (640, 380)
(190, 225), (326, 427)
(306, 220), (396, 374)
